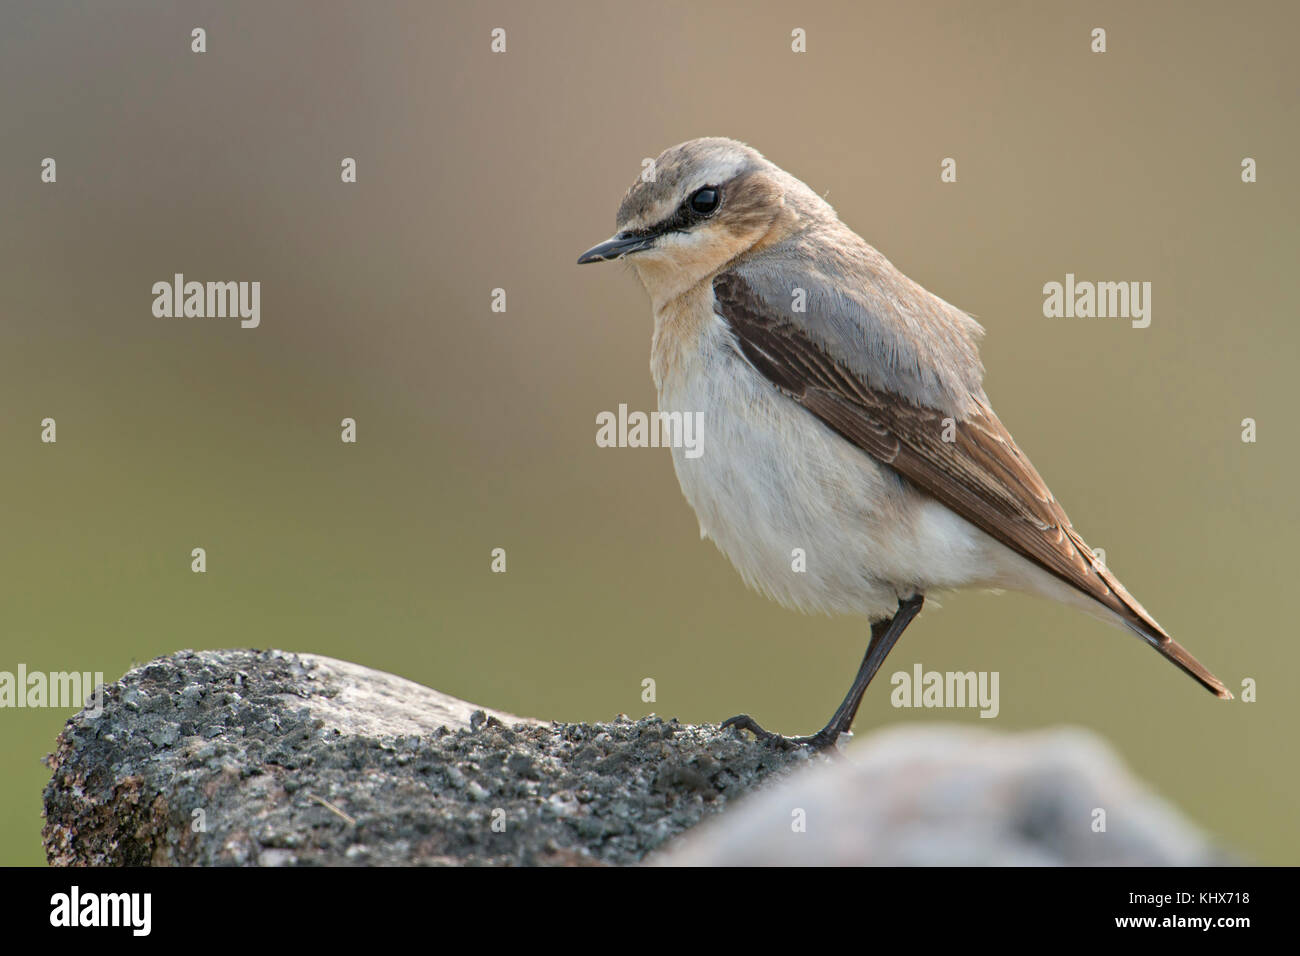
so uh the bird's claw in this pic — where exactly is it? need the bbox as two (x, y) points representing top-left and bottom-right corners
(721, 714), (841, 752)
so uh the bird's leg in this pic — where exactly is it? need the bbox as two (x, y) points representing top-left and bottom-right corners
(722, 594), (924, 751)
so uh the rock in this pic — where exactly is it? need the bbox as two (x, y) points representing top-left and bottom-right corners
(653, 725), (1232, 866)
(41, 649), (1231, 866)
(41, 649), (809, 866)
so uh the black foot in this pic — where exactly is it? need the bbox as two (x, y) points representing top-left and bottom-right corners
(721, 714), (842, 752)
(720, 597), (924, 756)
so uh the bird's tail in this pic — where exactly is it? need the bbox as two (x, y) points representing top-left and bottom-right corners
(1062, 528), (1232, 699)
(1126, 623), (1233, 699)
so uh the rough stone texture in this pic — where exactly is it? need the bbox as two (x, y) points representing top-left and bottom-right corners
(652, 725), (1234, 866)
(41, 649), (811, 866)
(42, 649), (1231, 866)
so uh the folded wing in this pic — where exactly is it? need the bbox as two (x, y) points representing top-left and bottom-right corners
(713, 270), (1229, 698)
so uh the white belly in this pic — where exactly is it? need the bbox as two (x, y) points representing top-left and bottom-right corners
(657, 313), (999, 621)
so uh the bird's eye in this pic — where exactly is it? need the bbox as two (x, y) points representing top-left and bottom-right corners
(689, 186), (720, 215)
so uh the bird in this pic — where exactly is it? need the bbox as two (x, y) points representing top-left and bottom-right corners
(577, 137), (1230, 750)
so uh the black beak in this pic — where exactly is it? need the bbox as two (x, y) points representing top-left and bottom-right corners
(576, 232), (657, 264)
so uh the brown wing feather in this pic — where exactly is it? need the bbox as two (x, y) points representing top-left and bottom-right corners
(713, 271), (1230, 698)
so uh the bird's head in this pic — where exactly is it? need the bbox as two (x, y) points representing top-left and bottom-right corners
(578, 138), (815, 302)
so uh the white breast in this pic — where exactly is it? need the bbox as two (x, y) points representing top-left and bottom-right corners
(654, 302), (1000, 622)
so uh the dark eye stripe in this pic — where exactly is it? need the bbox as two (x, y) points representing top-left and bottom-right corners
(626, 184), (724, 238)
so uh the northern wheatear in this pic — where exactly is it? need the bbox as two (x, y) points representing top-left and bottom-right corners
(578, 138), (1229, 749)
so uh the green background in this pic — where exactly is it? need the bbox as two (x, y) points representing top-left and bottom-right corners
(1, 0), (1295, 864)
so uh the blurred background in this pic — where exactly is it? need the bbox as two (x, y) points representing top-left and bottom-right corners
(1, 0), (1295, 865)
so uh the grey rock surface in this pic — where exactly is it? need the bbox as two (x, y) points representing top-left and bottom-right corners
(652, 724), (1232, 866)
(42, 649), (1230, 866)
(41, 649), (811, 865)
